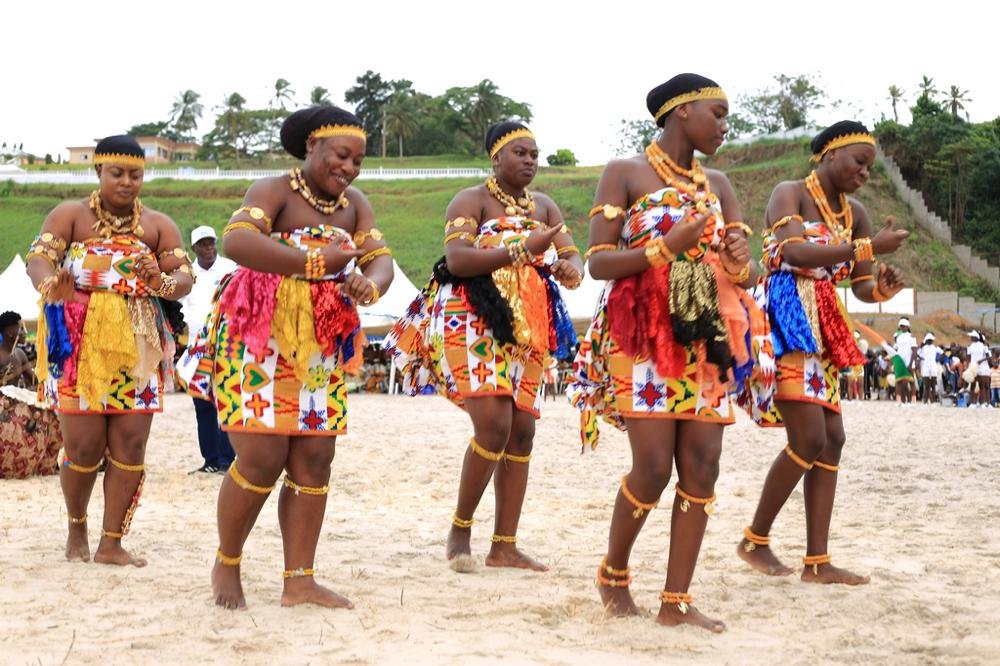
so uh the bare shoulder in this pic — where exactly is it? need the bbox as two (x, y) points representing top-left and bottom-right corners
(49, 200), (89, 220)
(343, 184), (371, 208)
(246, 174), (290, 200)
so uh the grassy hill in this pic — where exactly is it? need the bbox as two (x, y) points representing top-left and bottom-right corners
(2, 140), (996, 303)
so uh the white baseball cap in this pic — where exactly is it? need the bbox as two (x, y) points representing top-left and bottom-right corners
(898, 318), (910, 327)
(968, 330), (980, 340)
(923, 333), (935, 342)
(191, 225), (217, 245)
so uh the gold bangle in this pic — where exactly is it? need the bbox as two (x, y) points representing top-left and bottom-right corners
(37, 275), (57, 297)
(353, 228), (384, 247)
(452, 513), (475, 529)
(363, 278), (380, 305)
(282, 567), (316, 579)
(223, 221), (262, 236)
(490, 534), (517, 544)
(231, 206), (273, 232)
(584, 243), (617, 261)
(444, 231), (476, 246)
(589, 204), (625, 220)
(149, 272), (177, 298)
(358, 246), (391, 268)
(26, 251), (58, 270)
(723, 221), (753, 237)
(852, 237), (874, 263)
(556, 245), (581, 257)
(724, 261), (751, 283)
(283, 475), (330, 496)
(444, 216), (478, 231)
(850, 273), (874, 285)
(644, 238), (670, 267)
(216, 550), (243, 566)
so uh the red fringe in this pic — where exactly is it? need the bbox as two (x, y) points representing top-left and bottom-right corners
(814, 279), (864, 368)
(607, 265), (685, 378)
(62, 293), (90, 386)
(218, 269), (280, 357)
(310, 281), (360, 356)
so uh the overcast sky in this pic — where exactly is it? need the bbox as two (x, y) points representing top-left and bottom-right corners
(3, 0), (995, 166)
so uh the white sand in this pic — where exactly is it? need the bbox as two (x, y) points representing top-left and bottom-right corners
(2, 393), (998, 665)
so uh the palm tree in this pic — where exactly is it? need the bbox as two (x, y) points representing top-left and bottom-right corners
(383, 94), (420, 159)
(945, 85), (972, 119)
(170, 90), (204, 141)
(887, 85), (905, 122)
(272, 78), (296, 110)
(917, 75), (938, 100)
(310, 86), (331, 105)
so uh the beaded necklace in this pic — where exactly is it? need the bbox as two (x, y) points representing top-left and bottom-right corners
(645, 143), (712, 215)
(804, 170), (853, 243)
(485, 176), (535, 217)
(289, 168), (349, 215)
(89, 190), (143, 238)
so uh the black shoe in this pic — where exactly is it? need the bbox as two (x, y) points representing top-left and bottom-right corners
(188, 464), (220, 475)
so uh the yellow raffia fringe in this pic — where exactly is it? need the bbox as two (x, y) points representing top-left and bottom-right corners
(794, 275), (823, 354)
(78, 291), (137, 407)
(34, 299), (50, 384)
(270, 277), (322, 383)
(128, 298), (163, 384)
(491, 265), (531, 346)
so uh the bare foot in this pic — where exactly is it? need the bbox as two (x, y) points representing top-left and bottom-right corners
(485, 543), (549, 572)
(93, 538), (147, 567)
(737, 539), (794, 576)
(212, 561), (246, 610)
(65, 523), (91, 562)
(801, 563), (870, 585)
(446, 525), (476, 573)
(281, 577), (354, 609)
(656, 603), (726, 633)
(597, 584), (641, 617)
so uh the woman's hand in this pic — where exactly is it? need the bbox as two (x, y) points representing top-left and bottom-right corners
(43, 270), (76, 303)
(342, 272), (377, 304)
(876, 262), (905, 298)
(663, 210), (709, 255)
(551, 259), (582, 289)
(718, 231), (751, 274)
(523, 224), (563, 256)
(871, 216), (909, 255)
(136, 254), (164, 291)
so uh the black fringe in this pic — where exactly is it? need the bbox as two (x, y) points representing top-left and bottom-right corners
(432, 256), (516, 346)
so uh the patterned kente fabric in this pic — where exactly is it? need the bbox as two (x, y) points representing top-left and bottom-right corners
(753, 215), (865, 417)
(35, 236), (174, 414)
(384, 216), (574, 418)
(567, 187), (775, 449)
(176, 225), (361, 436)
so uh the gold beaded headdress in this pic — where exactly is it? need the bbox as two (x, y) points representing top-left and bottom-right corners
(654, 87), (728, 123)
(310, 124), (367, 141)
(489, 129), (536, 158)
(93, 153), (145, 167)
(93, 135), (146, 167)
(811, 132), (876, 162)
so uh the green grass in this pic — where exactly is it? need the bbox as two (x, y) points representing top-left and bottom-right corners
(3, 143), (996, 302)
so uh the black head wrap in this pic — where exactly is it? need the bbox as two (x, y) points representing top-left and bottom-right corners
(485, 121), (534, 158)
(646, 74), (727, 127)
(94, 135), (145, 166)
(280, 105), (366, 159)
(810, 121), (874, 161)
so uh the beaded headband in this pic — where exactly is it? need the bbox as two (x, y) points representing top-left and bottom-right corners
(489, 129), (535, 158)
(654, 87), (728, 122)
(310, 124), (367, 141)
(94, 153), (145, 167)
(812, 132), (875, 162)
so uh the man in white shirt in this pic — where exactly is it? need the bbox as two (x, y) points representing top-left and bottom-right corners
(967, 331), (992, 407)
(917, 332), (942, 404)
(180, 226), (237, 473)
(893, 318), (917, 404)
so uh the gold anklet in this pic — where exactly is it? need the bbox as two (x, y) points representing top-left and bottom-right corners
(675, 484), (716, 515)
(68, 514), (87, 524)
(216, 549), (243, 566)
(283, 476), (330, 496)
(61, 454), (101, 474)
(102, 530), (123, 539)
(469, 436), (504, 462)
(452, 513), (475, 529)
(490, 534), (517, 544)
(596, 562), (632, 588)
(812, 459), (840, 472)
(659, 590), (692, 614)
(803, 553), (831, 575)
(599, 556), (629, 577)
(742, 526), (770, 552)
(620, 474), (658, 519)
(503, 451), (531, 464)
(784, 445), (814, 470)
(282, 567), (316, 579)
(108, 456), (145, 472)
(228, 462), (275, 494)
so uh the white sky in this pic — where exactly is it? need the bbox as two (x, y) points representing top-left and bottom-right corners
(3, 0), (995, 166)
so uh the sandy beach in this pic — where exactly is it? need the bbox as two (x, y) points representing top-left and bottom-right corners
(2, 392), (999, 665)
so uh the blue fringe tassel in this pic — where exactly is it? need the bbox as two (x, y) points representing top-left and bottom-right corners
(766, 271), (817, 358)
(545, 276), (577, 360)
(44, 303), (73, 378)
(732, 300), (754, 385)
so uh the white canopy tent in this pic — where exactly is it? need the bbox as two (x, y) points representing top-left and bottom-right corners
(557, 267), (605, 329)
(357, 259), (420, 335)
(0, 255), (41, 321)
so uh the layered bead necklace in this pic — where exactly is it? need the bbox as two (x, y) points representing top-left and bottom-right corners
(645, 143), (712, 216)
(289, 168), (350, 215)
(89, 190), (143, 238)
(485, 176), (535, 217)
(804, 170), (853, 243)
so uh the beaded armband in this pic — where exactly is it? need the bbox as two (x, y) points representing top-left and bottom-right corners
(353, 228), (384, 247)
(231, 206), (273, 233)
(723, 221), (753, 237)
(444, 231), (477, 246)
(358, 246), (392, 268)
(26, 231), (68, 269)
(223, 221), (263, 236)
(584, 243), (617, 261)
(588, 204), (625, 220)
